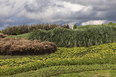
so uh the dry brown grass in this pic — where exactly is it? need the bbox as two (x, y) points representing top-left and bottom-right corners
(0, 33), (57, 56)
(0, 33), (8, 39)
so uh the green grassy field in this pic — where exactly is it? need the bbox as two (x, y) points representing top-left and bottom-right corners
(0, 25), (116, 77)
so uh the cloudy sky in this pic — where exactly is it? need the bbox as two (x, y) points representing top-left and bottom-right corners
(0, 0), (116, 31)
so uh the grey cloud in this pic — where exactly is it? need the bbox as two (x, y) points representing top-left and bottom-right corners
(104, 10), (116, 21)
(61, 0), (116, 11)
(59, 0), (104, 5)
(0, 0), (10, 5)
(24, 0), (64, 13)
(0, 0), (116, 31)
(24, 3), (47, 12)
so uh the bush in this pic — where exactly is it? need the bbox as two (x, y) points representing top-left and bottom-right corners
(108, 22), (116, 25)
(0, 30), (3, 33)
(73, 24), (77, 29)
(16, 29), (21, 35)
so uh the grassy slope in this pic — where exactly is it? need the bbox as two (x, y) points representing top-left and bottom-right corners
(5, 32), (31, 39)
(0, 26), (116, 77)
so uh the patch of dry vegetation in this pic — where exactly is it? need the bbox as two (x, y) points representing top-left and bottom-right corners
(0, 33), (57, 56)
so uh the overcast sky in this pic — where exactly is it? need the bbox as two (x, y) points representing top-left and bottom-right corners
(0, 0), (116, 31)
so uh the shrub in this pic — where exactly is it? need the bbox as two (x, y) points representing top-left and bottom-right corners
(108, 22), (116, 25)
(73, 24), (77, 29)
(0, 30), (3, 33)
(16, 29), (21, 35)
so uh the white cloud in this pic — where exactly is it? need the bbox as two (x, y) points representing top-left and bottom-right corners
(81, 20), (106, 26)
(61, 2), (84, 12)
(82, 6), (92, 12)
